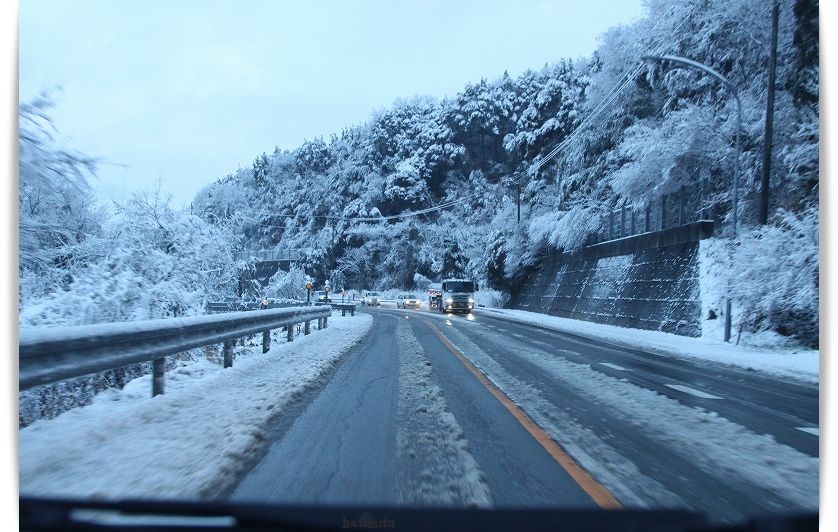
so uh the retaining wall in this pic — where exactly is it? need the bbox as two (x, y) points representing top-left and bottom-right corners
(508, 222), (713, 337)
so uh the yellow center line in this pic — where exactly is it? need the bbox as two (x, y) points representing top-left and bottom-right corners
(421, 318), (622, 509)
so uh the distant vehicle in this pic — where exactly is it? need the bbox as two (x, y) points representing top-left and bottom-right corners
(397, 294), (421, 309)
(361, 291), (380, 306)
(313, 290), (330, 303)
(428, 283), (442, 310)
(438, 278), (477, 313)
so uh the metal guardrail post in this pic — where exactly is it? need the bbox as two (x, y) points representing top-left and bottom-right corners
(323, 316), (328, 329)
(262, 330), (270, 353)
(223, 341), (234, 368)
(152, 358), (165, 397)
(305, 320), (311, 335)
(287, 325), (293, 342)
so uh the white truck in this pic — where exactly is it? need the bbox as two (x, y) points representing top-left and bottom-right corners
(361, 291), (381, 306)
(438, 278), (478, 313)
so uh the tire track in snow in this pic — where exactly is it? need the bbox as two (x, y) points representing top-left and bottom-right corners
(394, 318), (492, 507)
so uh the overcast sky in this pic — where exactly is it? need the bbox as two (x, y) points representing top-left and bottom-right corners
(19, 0), (645, 207)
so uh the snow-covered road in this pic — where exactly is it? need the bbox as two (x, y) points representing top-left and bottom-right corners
(230, 307), (817, 522)
(19, 307), (819, 524)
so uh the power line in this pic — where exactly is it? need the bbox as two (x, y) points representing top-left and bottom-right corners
(528, 2), (703, 175)
(349, 194), (478, 221)
(538, 0), (782, 176)
(231, 193), (479, 228)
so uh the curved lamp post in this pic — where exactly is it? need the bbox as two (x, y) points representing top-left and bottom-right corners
(642, 54), (741, 342)
(641, 54), (741, 236)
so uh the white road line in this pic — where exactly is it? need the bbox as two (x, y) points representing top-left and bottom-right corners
(665, 384), (722, 399)
(532, 340), (552, 347)
(599, 362), (629, 371)
(511, 333), (526, 339)
(796, 427), (819, 437)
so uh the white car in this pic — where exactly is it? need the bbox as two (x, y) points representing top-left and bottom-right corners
(361, 292), (380, 306)
(396, 294), (421, 309)
(313, 290), (330, 303)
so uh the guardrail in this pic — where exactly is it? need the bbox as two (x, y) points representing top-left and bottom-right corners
(330, 303), (356, 316)
(206, 301), (306, 313)
(19, 306), (333, 397)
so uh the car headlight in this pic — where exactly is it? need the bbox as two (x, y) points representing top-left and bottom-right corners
(446, 298), (454, 304)
(468, 298), (474, 303)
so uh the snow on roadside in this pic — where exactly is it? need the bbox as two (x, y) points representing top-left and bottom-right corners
(449, 325), (818, 511)
(477, 308), (818, 384)
(19, 313), (373, 500)
(474, 288), (508, 309)
(394, 318), (492, 507)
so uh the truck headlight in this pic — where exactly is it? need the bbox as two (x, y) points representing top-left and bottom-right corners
(446, 298), (454, 304)
(468, 298), (474, 303)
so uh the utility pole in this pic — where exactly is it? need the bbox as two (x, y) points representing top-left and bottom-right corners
(759, 1), (780, 225)
(329, 226), (336, 283)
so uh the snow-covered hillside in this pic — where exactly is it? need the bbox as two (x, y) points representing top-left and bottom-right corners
(19, 0), (818, 354)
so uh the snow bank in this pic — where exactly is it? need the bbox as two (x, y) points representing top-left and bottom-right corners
(19, 313), (373, 500)
(476, 308), (818, 384)
(698, 227), (819, 349)
(474, 288), (507, 309)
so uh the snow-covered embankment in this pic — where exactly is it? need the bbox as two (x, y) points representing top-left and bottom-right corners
(19, 313), (373, 499)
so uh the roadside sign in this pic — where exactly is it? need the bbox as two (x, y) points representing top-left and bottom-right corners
(305, 281), (313, 290)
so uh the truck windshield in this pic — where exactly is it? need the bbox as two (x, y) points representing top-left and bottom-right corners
(446, 281), (474, 292)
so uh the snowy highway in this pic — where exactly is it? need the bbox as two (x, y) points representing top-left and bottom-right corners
(17, 1), (823, 528)
(229, 307), (819, 523)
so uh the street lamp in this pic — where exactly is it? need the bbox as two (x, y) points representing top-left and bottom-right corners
(641, 54), (741, 236)
(642, 54), (741, 342)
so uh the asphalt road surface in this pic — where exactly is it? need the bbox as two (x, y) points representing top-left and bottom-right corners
(230, 307), (819, 523)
